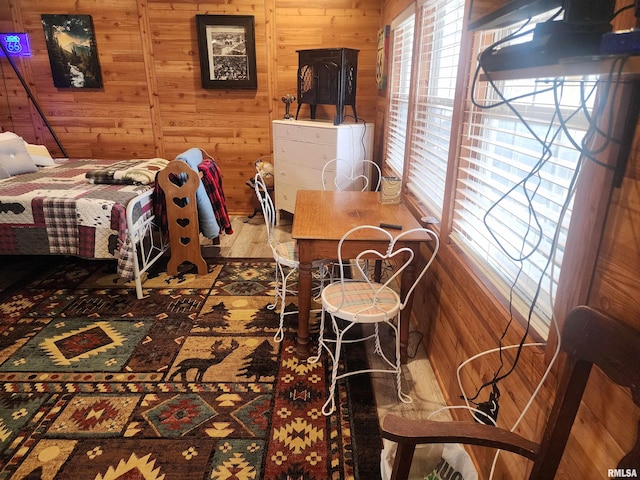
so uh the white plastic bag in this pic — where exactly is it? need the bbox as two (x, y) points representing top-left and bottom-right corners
(381, 439), (443, 480)
(429, 443), (478, 480)
(381, 440), (477, 480)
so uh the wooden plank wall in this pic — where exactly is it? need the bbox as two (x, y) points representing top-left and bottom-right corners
(0, 0), (381, 214)
(378, 0), (640, 479)
(3, 0), (639, 477)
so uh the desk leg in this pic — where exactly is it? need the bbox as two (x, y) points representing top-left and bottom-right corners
(296, 244), (313, 361)
(399, 252), (416, 364)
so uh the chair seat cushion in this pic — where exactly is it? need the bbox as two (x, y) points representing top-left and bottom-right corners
(273, 241), (325, 269)
(273, 240), (299, 265)
(321, 281), (401, 323)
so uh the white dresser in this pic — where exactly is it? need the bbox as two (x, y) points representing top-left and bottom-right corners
(272, 119), (374, 218)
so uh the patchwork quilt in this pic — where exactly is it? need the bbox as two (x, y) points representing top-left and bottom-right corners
(85, 158), (169, 185)
(0, 158), (167, 278)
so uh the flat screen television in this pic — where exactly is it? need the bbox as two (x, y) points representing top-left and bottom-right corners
(469, 0), (618, 71)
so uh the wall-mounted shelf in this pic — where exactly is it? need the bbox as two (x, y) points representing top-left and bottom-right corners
(468, 0), (561, 31)
(479, 55), (640, 82)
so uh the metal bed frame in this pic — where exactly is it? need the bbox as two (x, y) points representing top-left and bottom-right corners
(125, 188), (170, 299)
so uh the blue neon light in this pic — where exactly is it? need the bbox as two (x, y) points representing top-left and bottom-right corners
(0, 33), (31, 57)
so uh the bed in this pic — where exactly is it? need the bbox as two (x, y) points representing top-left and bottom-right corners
(0, 157), (171, 299)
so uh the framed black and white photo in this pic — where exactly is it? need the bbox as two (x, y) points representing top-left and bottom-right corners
(41, 14), (102, 89)
(196, 15), (257, 89)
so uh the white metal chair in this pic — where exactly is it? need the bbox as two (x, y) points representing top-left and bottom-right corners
(310, 225), (440, 415)
(253, 172), (326, 342)
(322, 158), (384, 278)
(321, 158), (382, 192)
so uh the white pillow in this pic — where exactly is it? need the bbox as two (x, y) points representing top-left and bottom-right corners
(0, 131), (20, 141)
(25, 143), (56, 166)
(0, 134), (38, 178)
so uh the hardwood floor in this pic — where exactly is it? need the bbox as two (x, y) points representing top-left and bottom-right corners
(211, 213), (293, 258)
(221, 214), (450, 429)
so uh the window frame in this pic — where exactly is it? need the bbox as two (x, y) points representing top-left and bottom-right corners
(384, 6), (416, 178)
(381, 2), (626, 340)
(403, 0), (466, 221)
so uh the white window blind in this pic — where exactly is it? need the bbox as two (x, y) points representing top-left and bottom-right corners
(452, 27), (597, 336)
(405, 0), (464, 219)
(386, 11), (415, 176)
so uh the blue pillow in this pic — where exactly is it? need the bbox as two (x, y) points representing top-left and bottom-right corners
(175, 148), (221, 239)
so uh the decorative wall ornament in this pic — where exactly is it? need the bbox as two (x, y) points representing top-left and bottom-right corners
(376, 25), (390, 90)
(41, 14), (102, 89)
(0, 33), (31, 57)
(196, 15), (257, 90)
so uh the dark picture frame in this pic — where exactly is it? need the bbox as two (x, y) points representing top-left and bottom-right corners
(41, 14), (103, 89)
(196, 15), (257, 89)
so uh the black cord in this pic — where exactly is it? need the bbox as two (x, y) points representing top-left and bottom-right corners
(358, 117), (369, 163)
(465, 17), (620, 404)
(342, 114), (370, 167)
(0, 39), (68, 157)
(611, 3), (636, 19)
(407, 330), (423, 359)
(553, 56), (628, 169)
(469, 82), (592, 402)
(471, 8), (564, 110)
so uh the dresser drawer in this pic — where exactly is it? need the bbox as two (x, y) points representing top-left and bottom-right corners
(273, 122), (338, 145)
(275, 139), (336, 169)
(275, 162), (325, 190)
(275, 183), (298, 213)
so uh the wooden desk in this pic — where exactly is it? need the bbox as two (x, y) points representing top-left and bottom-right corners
(292, 190), (429, 363)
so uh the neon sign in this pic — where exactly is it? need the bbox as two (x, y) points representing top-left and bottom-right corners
(0, 33), (31, 57)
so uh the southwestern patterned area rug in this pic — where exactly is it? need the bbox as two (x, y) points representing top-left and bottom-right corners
(0, 256), (382, 479)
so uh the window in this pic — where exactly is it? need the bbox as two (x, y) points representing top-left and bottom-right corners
(405, 0), (465, 219)
(383, 4), (601, 337)
(451, 25), (597, 337)
(386, 9), (415, 176)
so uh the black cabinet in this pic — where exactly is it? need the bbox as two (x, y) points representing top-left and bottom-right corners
(295, 48), (359, 125)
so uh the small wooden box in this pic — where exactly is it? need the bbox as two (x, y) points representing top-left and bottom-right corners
(380, 176), (401, 204)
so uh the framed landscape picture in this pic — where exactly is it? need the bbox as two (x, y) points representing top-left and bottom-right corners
(41, 14), (103, 89)
(196, 15), (257, 89)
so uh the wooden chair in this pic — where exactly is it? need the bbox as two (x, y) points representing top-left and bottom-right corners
(381, 305), (640, 479)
